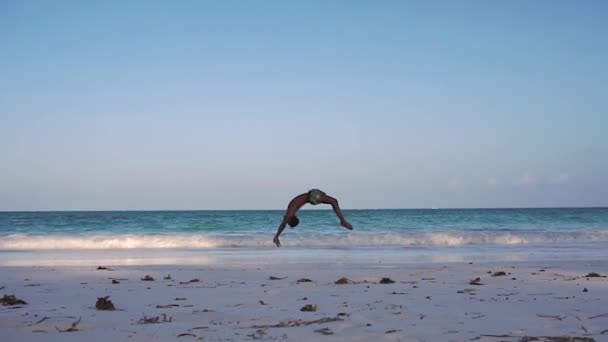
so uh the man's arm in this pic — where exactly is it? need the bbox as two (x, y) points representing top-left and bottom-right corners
(273, 217), (288, 247)
(322, 195), (353, 230)
(273, 194), (309, 247)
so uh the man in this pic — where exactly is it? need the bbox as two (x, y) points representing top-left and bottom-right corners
(273, 189), (353, 247)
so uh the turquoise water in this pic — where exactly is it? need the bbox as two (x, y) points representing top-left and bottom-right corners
(1, 208), (607, 250)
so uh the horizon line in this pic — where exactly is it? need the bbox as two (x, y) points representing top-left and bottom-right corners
(1, 206), (607, 213)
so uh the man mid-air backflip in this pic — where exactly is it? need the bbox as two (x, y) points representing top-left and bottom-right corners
(273, 189), (353, 247)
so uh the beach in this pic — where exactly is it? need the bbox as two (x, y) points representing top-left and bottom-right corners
(4, 0), (607, 339)
(1, 248), (608, 342)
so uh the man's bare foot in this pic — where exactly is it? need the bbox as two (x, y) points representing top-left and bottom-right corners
(273, 236), (281, 247)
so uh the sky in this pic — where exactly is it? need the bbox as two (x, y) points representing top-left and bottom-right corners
(1, 0), (607, 210)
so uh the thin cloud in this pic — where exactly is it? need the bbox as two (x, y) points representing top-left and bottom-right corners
(548, 173), (570, 184)
(517, 173), (537, 185)
(448, 178), (466, 189)
(486, 177), (498, 187)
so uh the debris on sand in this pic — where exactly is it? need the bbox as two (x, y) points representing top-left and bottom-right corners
(583, 288), (589, 293)
(247, 330), (266, 339)
(269, 276), (287, 280)
(55, 317), (81, 332)
(335, 277), (354, 285)
(457, 289), (477, 295)
(156, 304), (180, 309)
(31, 316), (50, 326)
(492, 271), (507, 277)
(537, 314), (563, 321)
(96, 266), (112, 270)
(1, 294), (27, 306)
(469, 277), (484, 286)
(179, 278), (200, 285)
(520, 336), (595, 341)
(177, 333), (196, 338)
(301, 304), (317, 312)
(137, 313), (172, 324)
(250, 314), (348, 329)
(588, 313), (608, 320)
(164, 275), (172, 280)
(385, 329), (401, 334)
(314, 327), (333, 335)
(95, 296), (116, 311)
(141, 275), (155, 281)
(112, 279), (120, 284)
(297, 278), (312, 283)
(585, 272), (604, 278)
(379, 277), (395, 284)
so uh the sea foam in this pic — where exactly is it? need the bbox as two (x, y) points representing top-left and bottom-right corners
(1, 230), (608, 250)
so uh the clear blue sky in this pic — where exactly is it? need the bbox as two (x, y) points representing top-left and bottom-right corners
(1, 1), (607, 210)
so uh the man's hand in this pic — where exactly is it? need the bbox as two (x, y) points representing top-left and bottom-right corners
(341, 221), (353, 230)
(273, 236), (281, 247)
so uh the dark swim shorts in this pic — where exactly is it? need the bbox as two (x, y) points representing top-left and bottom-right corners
(307, 189), (326, 205)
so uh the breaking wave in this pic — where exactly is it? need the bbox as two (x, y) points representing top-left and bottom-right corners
(1, 230), (608, 250)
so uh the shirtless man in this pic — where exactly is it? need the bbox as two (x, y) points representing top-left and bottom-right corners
(273, 189), (353, 247)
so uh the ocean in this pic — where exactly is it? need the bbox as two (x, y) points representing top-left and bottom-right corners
(1, 208), (607, 266)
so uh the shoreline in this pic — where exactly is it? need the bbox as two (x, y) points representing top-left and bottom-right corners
(2, 242), (608, 267)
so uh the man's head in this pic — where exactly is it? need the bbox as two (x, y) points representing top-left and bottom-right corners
(287, 216), (299, 228)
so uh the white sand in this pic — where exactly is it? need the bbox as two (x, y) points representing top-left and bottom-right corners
(1, 257), (608, 341)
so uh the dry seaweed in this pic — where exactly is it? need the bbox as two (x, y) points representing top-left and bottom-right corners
(335, 277), (354, 285)
(492, 271), (507, 277)
(247, 329), (266, 339)
(379, 277), (395, 284)
(141, 275), (155, 281)
(177, 333), (196, 337)
(156, 304), (179, 309)
(179, 278), (200, 285)
(457, 289), (477, 294)
(314, 327), (333, 335)
(250, 314), (348, 329)
(96, 266), (112, 270)
(585, 272), (604, 278)
(32, 316), (50, 325)
(95, 296), (115, 311)
(269, 276), (287, 280)
(520, 337), (595, 342)
(537, 314), (564, 321)
(137, 313), (172, 324)
(588, 313), (608, 319)
(55, 317), (81, 332)
(301, 304), (317, 312)
(297, 278), (312, 283)
(469, 277), (484, 286)
(1, 294), (27, 306)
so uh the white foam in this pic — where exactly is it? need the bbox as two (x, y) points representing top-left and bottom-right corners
(1, 230), (608, 250)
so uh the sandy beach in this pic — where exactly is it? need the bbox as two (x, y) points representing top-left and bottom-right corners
(1, 253), (607, 341)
